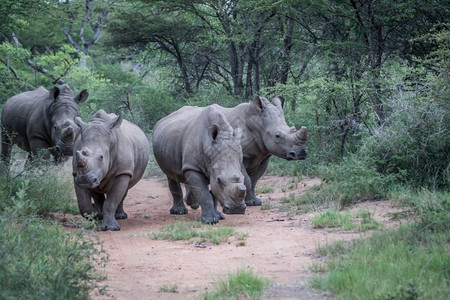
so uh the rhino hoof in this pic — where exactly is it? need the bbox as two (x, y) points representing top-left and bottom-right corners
(115, 212), (128, 220)
(189, 203), (200, 210)
(199, 215), (219, 224)
(246, 197), (262, 206)
(170, 206), (188, 215)
(101, 224), (120, 231)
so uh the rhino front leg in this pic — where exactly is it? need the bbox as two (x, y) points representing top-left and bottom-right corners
(185, 170), (219, 224)
(184, 186), (200, 210)
(91, 191), (105, 218)
(245, 157), (271, 206)
(168, 177), (188, 215)
(102, 174), (130, 231)
(75, 185), (94, 217)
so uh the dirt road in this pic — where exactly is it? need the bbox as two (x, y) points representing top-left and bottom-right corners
(68, 175), (397, 299)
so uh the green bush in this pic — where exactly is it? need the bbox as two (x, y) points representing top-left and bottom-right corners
(0, 162), (78, 216)
(312, 191), (450, 300)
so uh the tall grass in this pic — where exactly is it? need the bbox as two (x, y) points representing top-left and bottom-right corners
(203, 269), (270, 300)
(0, 161), (106, 298)
(311, 190), (450, 300)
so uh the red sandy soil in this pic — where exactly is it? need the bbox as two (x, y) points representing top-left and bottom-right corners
(61, 175), (402, 300)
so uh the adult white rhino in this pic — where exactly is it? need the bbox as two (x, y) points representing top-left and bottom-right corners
(1, 84), (88, 164)
(187, 96), (307, 208)
(72, 109), (149, 231)
(153, 105), (246, 224)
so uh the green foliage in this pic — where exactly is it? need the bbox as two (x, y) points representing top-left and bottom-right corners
(203, 269), (270, 300)
(312, 210), (354, 231)
(312, 191), (450, 300)
(159, 284), (178, 293)
(0, 168), (106, 299)
(150, 221), (235, 244)
(0, 162), (78, 216)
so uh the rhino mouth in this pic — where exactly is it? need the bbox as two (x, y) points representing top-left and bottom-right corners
(74, 175), (100, 188)
(286, 149), (307, 161)
(55, 143), (74, 156)
(222, 203), (246, 215)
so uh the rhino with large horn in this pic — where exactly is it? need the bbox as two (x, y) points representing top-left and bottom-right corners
(1, 84), (88, 165)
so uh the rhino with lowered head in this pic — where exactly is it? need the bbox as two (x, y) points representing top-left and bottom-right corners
(1, 84), (88, 164)
(72, 109), (149, 231)
(152, 105), (246, 224)
(187, 96), (307, 208)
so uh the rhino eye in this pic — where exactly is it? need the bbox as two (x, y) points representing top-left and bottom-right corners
(275, 133), (281, 139)
(99, 155), (104, 161)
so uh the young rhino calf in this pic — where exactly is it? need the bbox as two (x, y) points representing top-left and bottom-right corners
(152, 106), (246, 224)
(72, 109), (149, 231)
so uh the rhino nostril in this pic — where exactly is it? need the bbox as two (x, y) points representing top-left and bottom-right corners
(55, 145), (61, 152)
(93, 178), (100, 186)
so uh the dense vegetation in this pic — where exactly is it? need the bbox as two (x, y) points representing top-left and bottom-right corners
(0, 0), (448, 298)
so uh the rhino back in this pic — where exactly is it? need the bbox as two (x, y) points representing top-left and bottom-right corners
(153, 106), (208, 182)
(1, 87), (50, 150)
(110, 120), (150, 188)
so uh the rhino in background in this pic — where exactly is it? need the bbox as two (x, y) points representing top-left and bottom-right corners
(152, 105), (246, 224)
(72, 109), (149, 231)
(1, 84), (89, 164)
(187, 96), (307, 208)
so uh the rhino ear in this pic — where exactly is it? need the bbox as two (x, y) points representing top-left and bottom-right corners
(271, 96), (284, 109)
(108, 115), (123, 130)
(74, 116), (86, 128)
(49, 86), (60, 101)
(251, 95), (269, 113)
(74, 90), (89, 104)
(209, 124), (220, 143)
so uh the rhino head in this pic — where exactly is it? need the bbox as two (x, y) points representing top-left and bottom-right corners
(72, 112), (122, 189)
(204, 109), (247, 214)
(248, 96), (307, 160)
(48, 84), (89, 161)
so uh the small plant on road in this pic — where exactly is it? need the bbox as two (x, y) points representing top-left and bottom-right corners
(203, 269), (270, 299)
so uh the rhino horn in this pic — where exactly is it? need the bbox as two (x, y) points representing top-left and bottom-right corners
(295, 126), (308, 142)
(76, 150), (88, 168)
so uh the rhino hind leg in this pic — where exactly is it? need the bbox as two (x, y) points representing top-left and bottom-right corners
(91, 191), (105, 218)
(168, 177), (188, 215)
(245, 157), (271, 206)
(115, 198), (128, 220)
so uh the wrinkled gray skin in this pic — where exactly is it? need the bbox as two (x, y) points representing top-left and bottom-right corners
(1, 84), (88, 165)
(153, 106), (246, 224)
(187, 96), (307, 207)
(72, 109), (149, 231)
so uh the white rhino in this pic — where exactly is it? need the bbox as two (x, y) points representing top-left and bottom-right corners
(152, 105), (246, 224)
(72, 109), (149, 231)
(186, 96), (307, 208)
(1, 84), (88, 164)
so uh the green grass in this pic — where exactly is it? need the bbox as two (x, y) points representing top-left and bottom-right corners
(312, 209), (379, 232)
(311, 191), (450, 300)
(203, 269), (270, 299)
(312, 210), (355, 230)
(0, 161), (107, 299)
(255, 186), (274, 194)
(159, 284), (178, 293)
(150, 221), (236, 244)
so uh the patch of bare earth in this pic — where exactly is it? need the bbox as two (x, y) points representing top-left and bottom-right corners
(61, 175), (403, 300)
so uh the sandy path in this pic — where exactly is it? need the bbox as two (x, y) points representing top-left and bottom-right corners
(62, 175), (398, 300)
